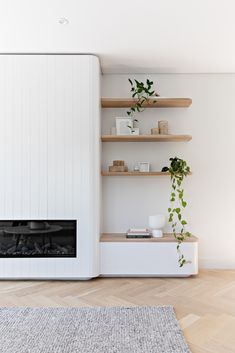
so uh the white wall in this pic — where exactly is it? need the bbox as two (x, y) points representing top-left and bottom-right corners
(102, 74), (235, 269)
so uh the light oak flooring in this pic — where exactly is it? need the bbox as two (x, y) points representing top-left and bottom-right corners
(0, 270), (234, 353)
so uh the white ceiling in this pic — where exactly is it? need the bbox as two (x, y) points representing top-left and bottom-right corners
(1, 0), (235, 73)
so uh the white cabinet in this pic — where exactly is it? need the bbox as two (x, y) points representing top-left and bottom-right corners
(100, 235), (198, 277)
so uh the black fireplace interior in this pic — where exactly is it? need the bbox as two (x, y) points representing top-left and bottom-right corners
(0, 220), (76, 258)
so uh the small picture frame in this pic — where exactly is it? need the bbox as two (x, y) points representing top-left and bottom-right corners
(138, 162), (150, 172)
(116, 117), (133, 135)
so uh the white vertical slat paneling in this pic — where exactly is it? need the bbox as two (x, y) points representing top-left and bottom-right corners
(20, 56), (31, 219)
(10, 56), (22, 218)
(47, 55), (57, 220)
(0, 56), (7, 218)
(0, 54), (101, 279)
(38, 55), (49, 220)
(4, 56), (14, 219)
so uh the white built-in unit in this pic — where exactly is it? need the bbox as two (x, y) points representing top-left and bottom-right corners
(100, 97), (198, 277)
(0, 54), (101, 279)
(0, 54), (198, 279)
(100, 234), (198, 277)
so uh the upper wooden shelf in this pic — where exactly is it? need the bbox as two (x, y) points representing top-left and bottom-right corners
(101, 233), (198, 243)
(101, 98), (192, 108)
(101, 134), (192, 142)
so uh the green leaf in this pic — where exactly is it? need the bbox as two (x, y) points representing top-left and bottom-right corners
(182, 201), (187, 207)
(168, 208), (171, 212)
(175, 208), (180, 214)
(181, 220), (187, 225)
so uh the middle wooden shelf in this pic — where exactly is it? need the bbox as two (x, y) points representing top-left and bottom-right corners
(101, 134), (192, 142)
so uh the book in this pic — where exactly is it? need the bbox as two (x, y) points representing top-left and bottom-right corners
(126, 234), (152, 239)
(126, 228), (152, 238)
(128, 228), (149, 233)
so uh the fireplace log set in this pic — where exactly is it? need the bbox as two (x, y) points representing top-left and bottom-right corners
(0, 235), (75, 256)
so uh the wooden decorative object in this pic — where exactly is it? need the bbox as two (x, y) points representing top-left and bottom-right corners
(108, 160), (128, 172)
(113, 160), (125, 166)
(109, 166), (128, 172)
(151, 127), (159, 135)
(158, 121), (169, 134)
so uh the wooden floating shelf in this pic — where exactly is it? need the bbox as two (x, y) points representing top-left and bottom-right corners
(102, 171), (170, 176)
(101, 171), (192, 176)
(101, 233), (198, 243)
(101, 134), (192, 142)
(101, 98), (192, 108)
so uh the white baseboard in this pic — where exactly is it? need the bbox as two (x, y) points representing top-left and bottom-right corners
(199, 258), (235, 269)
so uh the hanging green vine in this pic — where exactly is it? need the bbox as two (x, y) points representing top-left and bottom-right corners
(126, 79), (159, 130)
(162, 157), (191, 267)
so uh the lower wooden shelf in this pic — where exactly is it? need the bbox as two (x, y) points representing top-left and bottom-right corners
(102, 171), (170, 176)
(100, 233), (198, 243)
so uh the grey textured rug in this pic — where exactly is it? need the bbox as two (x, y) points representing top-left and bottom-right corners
(0, 306), (191, 353)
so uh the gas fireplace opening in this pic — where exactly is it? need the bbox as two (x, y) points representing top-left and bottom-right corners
(0, 220), (77, 258)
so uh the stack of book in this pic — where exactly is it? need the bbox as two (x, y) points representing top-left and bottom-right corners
(126, 228), (152, 238)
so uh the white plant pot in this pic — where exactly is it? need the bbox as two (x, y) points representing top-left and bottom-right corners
(149, 214), (166, 238)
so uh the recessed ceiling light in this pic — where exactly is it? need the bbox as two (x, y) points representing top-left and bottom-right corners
(58, 17), (69, 25)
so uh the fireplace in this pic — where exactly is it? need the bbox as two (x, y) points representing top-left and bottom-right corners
(0, 220), (76, 258)
(0, 54), (100, 278)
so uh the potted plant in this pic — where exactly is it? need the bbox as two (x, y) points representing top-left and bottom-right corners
(127, 79), (159, 131)
(162, 157), (191, 267)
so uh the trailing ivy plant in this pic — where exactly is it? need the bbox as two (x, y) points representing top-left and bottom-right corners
(127, 79), (159, 130)
(162, 157), (191, 267)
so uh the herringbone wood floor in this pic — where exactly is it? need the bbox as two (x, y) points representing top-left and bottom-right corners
(0, 270), (234, 353)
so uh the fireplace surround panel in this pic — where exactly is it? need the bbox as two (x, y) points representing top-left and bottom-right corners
(0, 54), (100, 279)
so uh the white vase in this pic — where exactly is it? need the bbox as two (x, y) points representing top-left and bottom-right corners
(149, 214), (166, 237)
